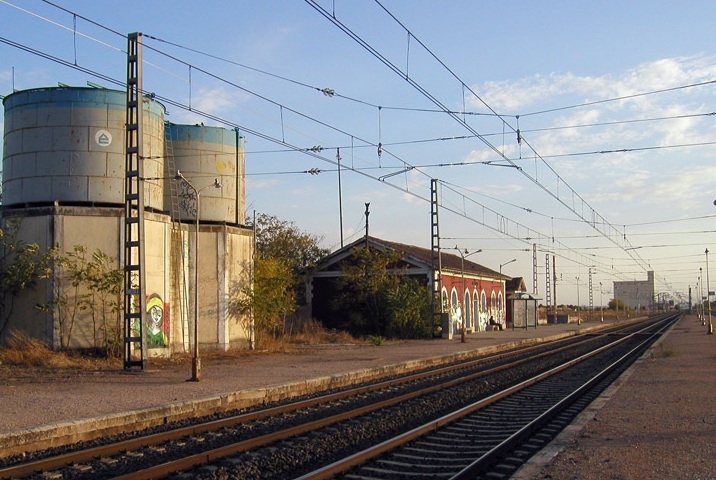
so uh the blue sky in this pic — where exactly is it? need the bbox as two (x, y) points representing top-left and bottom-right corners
(2, 0), (716, 306)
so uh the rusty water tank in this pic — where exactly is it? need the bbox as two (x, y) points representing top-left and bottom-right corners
(2, 86), (165, 209)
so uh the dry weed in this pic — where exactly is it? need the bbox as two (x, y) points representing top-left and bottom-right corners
(0, 330), (110, 369)
(286, 319), (359, 345)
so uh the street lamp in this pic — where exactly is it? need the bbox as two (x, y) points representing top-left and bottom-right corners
(699, 268), (705, 325)
(706, 248), (713, 335)
(575, 276), (581, 325)
(176, 170), (222, 382)
(599, 281), (603, 322)
(500, 258), (517, 273)
(456, 246), (482, 343)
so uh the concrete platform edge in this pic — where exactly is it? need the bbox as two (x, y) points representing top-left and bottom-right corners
(511, 317), (675, 479)
(0, 322), (630, 458)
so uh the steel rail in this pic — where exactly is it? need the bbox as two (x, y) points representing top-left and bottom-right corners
(295, 315), (675, 480)
(0, 319), (652, 479)
(111, 330), (610, 479)
(0, 332), (586, 479)
(1, 325), (620, 480)
(119, 320), (661, 480)
(450, 313), (678, 478)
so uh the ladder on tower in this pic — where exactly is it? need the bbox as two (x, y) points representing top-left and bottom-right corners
(545, 253), (552, 311)
(532, 243), (538, 295)
(588, 267), (594, 312)
(123, 33), (146, 370)
(430, 179), (443, 335)
(164, 123), (191, 351)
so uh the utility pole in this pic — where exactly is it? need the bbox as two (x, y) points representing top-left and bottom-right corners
(337, 148), (344, 248)
(364, 202), (370, 248)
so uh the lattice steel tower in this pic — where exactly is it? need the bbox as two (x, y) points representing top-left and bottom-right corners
(123, 33), (147, 369)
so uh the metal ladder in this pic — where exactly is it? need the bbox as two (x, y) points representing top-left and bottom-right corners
(545, 253), (552, 311)
(532, 243), (538, 295)
(164, 123), (191, 351)
(123, 32), (146, 369)
(430, 179), (443, 334)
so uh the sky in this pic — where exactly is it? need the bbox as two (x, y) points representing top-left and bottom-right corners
(2, 0), (716, 307)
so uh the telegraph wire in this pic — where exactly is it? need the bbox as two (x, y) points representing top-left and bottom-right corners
(0, 2), (682, 291)
(313, 0), (695, 298)
(308, 0), (653, 275)
(519, 78), (716, 117)
(16, 0), (716, 141)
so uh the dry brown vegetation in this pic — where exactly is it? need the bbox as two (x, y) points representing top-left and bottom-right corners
(285, 319), (358, 345)
(0, 330), (116, 369)
(0, 320), (362, 369)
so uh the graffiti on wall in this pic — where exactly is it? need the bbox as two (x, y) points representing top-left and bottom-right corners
(146, 293), (170, 347)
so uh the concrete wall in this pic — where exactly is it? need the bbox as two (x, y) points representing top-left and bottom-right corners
(0, 207), (253, 353)
(613, 271), (655, 310)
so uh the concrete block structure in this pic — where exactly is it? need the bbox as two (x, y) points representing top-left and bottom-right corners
(613, 271), (655, 312)
(1, 86), (254, 355)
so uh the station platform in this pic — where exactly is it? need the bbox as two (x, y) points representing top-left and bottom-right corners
(3, 313), (711, 475)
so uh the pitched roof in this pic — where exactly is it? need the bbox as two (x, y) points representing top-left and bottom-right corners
(314, 235), (509, 281)
(506, 277), (527, 292)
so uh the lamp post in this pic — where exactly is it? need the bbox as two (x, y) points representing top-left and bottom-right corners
(456, 246), (482, 343)
(176, 171), (221, 382)
(500, 258), (516, 273)
(599, 281), (603, 322)
(699, 268), (705, 325)
(575, 276), (581, 325)
(706, 248), (713, 335)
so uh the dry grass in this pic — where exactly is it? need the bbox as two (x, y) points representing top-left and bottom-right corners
(287, 319), (358, 345)
(0, 321), (362, 370)
(0, 330), (114, 369)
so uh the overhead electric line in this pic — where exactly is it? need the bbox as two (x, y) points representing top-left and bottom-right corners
(306, 0), (679, 294)
(2, 0), (690, 294)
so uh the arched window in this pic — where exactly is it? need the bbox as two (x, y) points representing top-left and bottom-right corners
(464, 290), (471, 330)
(450, 288), (460, 334)
(441, 288), (449, 312)
(473, 291), (479, 330)
(491, 291), (497, 313)
(481, 291), (487, 311)
(498, 292), (504, 321)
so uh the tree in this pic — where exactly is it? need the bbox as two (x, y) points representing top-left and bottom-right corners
(35, 245), (123, 353)
(230, 213), (328, 345)
(608, 298), (627, 311)
(0, 221), (54, 338)
(231, 256), (296, 346)
(83, 250), (123, 354)
(254, 213), (329, 270)
(330, 247), (433, 338)
(253, 213), (330, 306)
(383, 276), (434, 339)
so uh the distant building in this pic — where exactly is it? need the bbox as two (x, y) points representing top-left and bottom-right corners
(305, 236), (510, 336)
(613, 271), (655, 311)
(504, 277), (528, 326)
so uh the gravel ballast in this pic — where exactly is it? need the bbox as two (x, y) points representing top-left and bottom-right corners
(1, 315), (712, 479)
(515, 315), (716, 480)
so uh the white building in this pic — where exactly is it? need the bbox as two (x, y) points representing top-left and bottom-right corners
(613, 271), (655, 311)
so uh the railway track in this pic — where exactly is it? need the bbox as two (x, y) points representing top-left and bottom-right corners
(0, 315), (676, 480)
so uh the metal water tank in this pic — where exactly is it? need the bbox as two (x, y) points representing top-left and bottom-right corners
(2, 86), (165, 209)
(165, 123), (244, 224)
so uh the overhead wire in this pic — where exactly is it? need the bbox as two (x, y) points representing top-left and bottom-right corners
(308, 0), (689, 295)
(2, 0), (697, 294)
(307, 0), (652, 267)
